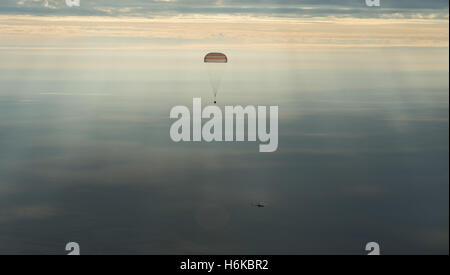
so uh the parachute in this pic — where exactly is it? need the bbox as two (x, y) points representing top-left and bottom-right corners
(204, 52), (228, 104)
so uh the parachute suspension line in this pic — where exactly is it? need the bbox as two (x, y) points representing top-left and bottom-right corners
(204, 52), (227, 104)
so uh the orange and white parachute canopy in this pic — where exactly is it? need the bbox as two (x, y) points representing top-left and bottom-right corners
(204, 52), (228, 63)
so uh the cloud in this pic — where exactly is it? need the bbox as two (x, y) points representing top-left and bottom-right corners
(0, 14), (448, 50)
(0, 0), (448, 19)
(0, 205), (60, 222)
(17, 0), (63, 9)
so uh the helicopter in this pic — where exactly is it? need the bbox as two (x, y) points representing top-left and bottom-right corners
(252, 202), (266, 208)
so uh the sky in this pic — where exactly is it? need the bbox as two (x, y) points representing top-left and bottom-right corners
(0, 0), (448, 254)
(0, 0), (448, 51)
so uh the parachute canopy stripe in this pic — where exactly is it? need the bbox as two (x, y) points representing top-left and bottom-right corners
(204, 52), (228, 63)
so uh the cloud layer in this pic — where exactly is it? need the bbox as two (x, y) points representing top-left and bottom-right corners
(0, 0), (448, 19)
